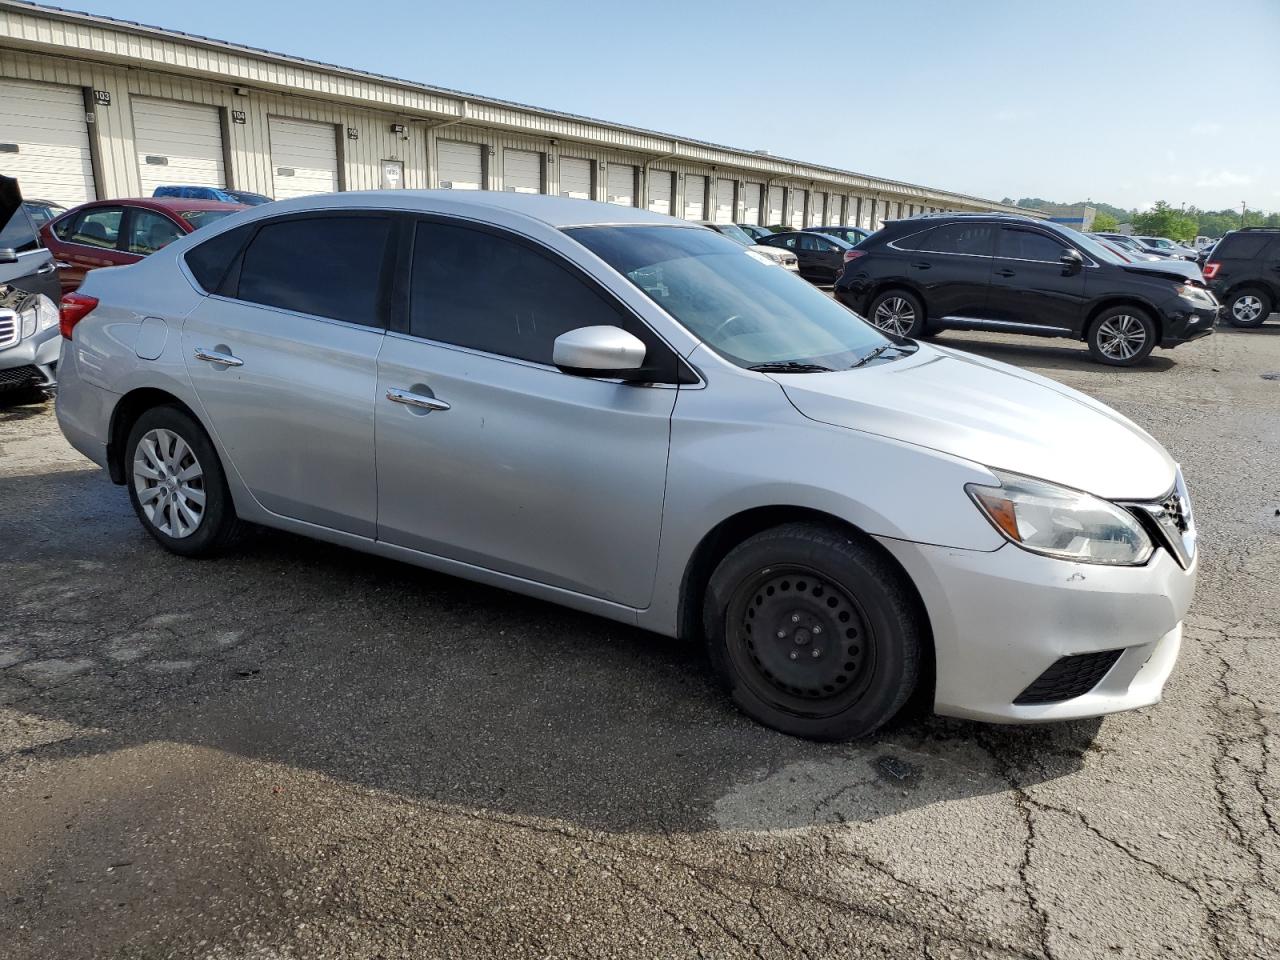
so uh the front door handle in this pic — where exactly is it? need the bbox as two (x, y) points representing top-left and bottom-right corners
(910, 261), (932, 270)
(995, 268), (1016, 278)
(35, 261), (57, 275)
(193, 347), (244, 367)
(386, 387), (450, 412)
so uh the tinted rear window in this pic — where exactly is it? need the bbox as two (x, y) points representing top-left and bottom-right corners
(900, 223), (994, 255)
(235, 216), (391, 327)
(1215, 234), (1271, 260)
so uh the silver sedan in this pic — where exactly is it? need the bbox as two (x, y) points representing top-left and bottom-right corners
(55, 191), (1197, 740)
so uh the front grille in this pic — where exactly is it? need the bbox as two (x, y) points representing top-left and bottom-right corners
(1014, 649), (1124, 705)
(0, 313), (18, 349)
(0, 364), (42, 390)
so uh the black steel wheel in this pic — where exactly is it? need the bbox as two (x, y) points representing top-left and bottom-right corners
(704, 523), (924, 741)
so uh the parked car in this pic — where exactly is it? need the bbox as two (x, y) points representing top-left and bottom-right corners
(55, 191), (1199, 741)
(1133, 236), (1199, 261)
(153, 185), (273, 205)
(835, 213), (1217, 366)
(1203, 228), (1280, 327)
(758, 230), (857, 284)
(40, 198), (246, 293)
(699, 222), (799, 272)
(0, 176), (62, 394)
(22, 198), (68, 229)
(1090, 236), (1205, 281)
(736, 223), (775, 241)
(1094, 232), (1175, 260)
(805, 225), (871, 246)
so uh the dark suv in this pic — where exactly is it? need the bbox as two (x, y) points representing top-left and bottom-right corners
(835, 213), (1218, 366)
(1203, 229), (1279, 327)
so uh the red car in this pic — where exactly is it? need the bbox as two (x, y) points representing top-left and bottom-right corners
(40, 197), (245, 293)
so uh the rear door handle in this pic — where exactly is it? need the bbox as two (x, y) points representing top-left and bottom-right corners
(386, 387), (450, 412)
(193, 347), (244, 367)
(35, 261), (57, 275)
(910, 261), (932, 270)
(995, 268), (1016, 278)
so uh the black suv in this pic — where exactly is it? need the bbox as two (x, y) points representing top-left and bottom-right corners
(834, 213), (1218, 366)
(1203, 229), (1279, 327)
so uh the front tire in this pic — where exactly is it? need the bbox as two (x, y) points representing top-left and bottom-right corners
(1086, 306), (1157, 366)
(866, 289), (927, 338)
(126, 406), (245, 557)
(703, 523), (924, 741)
(1225, 287), (1272, 328)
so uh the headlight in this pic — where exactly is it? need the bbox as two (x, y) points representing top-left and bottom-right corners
(18, 295), (59, 339)
(967, 470), (1153, 565)
(1176, 284), (1214, 304)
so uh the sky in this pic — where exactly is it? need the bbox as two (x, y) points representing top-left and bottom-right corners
(74, 0), (1280, 212)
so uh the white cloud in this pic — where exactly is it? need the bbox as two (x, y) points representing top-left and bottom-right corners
(1190, 121), (1223, 137)
(1193, 170), (1253, 189)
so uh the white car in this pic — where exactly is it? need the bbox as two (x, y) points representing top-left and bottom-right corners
(700, 221), (800, 272)
(55, 191), (1197, 740)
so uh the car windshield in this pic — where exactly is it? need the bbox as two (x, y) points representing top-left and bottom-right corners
(1047, 223), (1126, 266)
(179, 209), (239, 229)
(569, 224), (890, 370)
(713, 223), (755, 246)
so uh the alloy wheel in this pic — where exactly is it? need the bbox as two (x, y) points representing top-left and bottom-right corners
(1233, 295), (1264, 324)
(871, 297), (915, 336)
(132, 428), (206, 539)
(1095, 314), (1148, 361)
(728, 565), (876, 714)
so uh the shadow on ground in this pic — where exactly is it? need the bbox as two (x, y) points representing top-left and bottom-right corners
(2, 464), (1101, 836)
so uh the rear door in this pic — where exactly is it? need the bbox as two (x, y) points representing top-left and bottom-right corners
(987, 226), (1089, 333)
(374, 218), (678, 606)
(182, 212), (391, 536)
(893, 222), (995, 320)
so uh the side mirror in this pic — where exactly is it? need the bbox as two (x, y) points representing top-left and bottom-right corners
(0, 247), (17, 265)
(552, 325), (647, 378)
(1059, 248), (1084, 267)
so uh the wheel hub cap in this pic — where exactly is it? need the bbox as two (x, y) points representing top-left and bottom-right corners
(1096, 314), (1147, 360)
(133, 427), (206, 539)
(1235, 296), (1262, 322)
(872, 297), (915, 336)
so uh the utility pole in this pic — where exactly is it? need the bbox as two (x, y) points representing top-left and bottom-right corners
(1241, 201), (1247, 227)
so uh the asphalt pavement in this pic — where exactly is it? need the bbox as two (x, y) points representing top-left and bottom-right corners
(1, 321), (1277, 959)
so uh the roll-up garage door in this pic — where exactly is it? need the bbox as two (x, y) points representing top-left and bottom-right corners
(789, 189), (807, 229)
(437, 140), (484, 190)
(503, 149), (541, 193)
(0, 79), (96, 207)
(133, 98), (225, 197)
(606, 163), (636, 206)
(684, 175), (706, 220)
(269, 117), (339, 199)
(810, 192), (825, 228)
(559, 156), (592, 199)
(647, 170), (673, 215)
(714, 178), (735, 224)
(741, 183), (762, 225)
(828, 196), (844, 225)
(767, 186), (783, 226)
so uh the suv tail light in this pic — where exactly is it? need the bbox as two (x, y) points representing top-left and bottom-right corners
(843, 249), (865, 263)
(1202, 261), (1220, 279)
(59, 292), (99, 340)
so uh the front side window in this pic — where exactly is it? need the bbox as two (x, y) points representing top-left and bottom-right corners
(997, 228), (1072, 262)
(409, 221), (674, 375)
(127, 209), (184, 255)
(235, 215), (390, 328)
(570, 225), (889, 370)
(70, 208), (125, 249)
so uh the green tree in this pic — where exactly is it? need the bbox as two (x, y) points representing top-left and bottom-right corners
(1131, 201), (1198, 243)
(1092, 211), (1119, 232)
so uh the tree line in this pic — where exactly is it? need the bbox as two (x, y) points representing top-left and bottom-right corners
(1003, 197), (1278, 242)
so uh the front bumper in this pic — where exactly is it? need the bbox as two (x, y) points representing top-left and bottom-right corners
(1159, 299), (1218, 347)
(875, 536), (1196, 724)
(0, 324), (60, 387)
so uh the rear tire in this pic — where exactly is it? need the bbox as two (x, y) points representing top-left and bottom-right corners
(1086, 306), (1157, 366)
(125, 406), (246, 557)
(703, 523), (924, 741)
(866, 289), (927, 338)
(1225, 287), (1272, 328)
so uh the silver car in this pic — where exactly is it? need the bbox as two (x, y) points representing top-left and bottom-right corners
(55, 192), (1197, 741)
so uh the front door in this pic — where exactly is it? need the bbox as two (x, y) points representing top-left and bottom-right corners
(182, 212), (392, 537)
(374, 219), (677, 607)
(987, 226), (1089, 333)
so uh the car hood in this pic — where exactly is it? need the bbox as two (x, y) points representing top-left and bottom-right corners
(774, 343), (1176, 501)
(1120, 259), (1202, 282)
(0, 174), (22, 235)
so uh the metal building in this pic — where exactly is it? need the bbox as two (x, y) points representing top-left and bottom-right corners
(0, 0), (1033, 227)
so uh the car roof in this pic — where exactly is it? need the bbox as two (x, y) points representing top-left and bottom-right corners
(66, 197), (248, 213)
(237, 190), (686, 230)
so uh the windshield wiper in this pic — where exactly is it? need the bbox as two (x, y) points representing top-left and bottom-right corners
(747, 361), (835, 373)
(849, 343), (897, 368)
